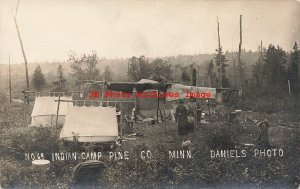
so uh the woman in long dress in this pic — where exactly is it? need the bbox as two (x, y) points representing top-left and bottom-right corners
(175, 100), (188, 136)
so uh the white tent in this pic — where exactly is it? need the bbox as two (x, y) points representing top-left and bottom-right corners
(30, 96), (73, 127)
(60, 106), (118, 143)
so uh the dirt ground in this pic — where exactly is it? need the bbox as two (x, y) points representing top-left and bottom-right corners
(0, 101), (299, 188)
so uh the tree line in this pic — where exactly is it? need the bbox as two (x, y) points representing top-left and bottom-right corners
(30, 42), (299, 97)
(252, 42), (300, 95)
(31, 51), (113, 92)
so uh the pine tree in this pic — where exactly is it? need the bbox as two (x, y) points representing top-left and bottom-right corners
(215, 47), (230, 87)
(53, 65), (67, 92)
(263, 44), (287, 86)
(253, 43), (264, 88)
(32, 65), (46, 92)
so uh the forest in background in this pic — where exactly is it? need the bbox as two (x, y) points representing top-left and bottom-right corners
(0, 42), (299, 101)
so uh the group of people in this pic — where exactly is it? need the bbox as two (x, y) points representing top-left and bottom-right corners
(175, 97), (202, 136)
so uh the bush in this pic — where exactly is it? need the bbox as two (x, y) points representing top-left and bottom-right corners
(205, 123), (238, 150)
(0, 160), (21, 188)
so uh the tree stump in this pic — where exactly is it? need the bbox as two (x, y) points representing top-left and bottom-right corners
(257, 121), (270, 147)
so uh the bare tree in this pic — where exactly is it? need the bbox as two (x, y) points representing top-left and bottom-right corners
(11, 0), (30, 93)
(238, 15), (243, 88)
(217, 17), (222, 88)
(68, 51), (101, 89)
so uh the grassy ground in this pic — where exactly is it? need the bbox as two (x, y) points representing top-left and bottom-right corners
(0, 99), (299, 188)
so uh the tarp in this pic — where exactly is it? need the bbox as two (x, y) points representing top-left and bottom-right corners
(134, 80), (172, 119)
(166, 84), (217, 101)
(137, 79), (158, 84)
(105, 79), (169, 93)
(30, 96), (73, 127)
(60, 106), (118, 143)
(135, 89), (173, 119)
(137, 79), (170, 92)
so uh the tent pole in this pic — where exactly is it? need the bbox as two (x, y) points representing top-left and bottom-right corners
(157, 90), (159, 123)
(9, 53), (12, 103)
(55, 96), (61, 135)
(120, 100), (123, 136)
(51, 114), (53, 127)
(208, 99), (211, 121)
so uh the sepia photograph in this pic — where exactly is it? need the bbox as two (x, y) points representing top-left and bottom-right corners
(0, 0), (300, 188)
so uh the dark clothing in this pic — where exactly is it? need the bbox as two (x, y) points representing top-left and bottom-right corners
(187, 101), (197, 126)
(106, 82), (169, 93)
(175, 105), (188, 136)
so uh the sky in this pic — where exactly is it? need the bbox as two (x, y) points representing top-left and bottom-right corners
(0, 0), (299, 64)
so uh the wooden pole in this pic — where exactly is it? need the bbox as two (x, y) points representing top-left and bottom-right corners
(120, 99), (123, 135)
(157, 90), (159, 123)
(11, 0), (30, 107)
(288, 80), (291, 95)
(13, 16), (29, 95)
(233, 59), (236, 87)
(192, 69), (196, 86)
(9, 53), (12, 103)
(198, 67), (200, 87)
(238, 15), (243, 88)
(208, 99), (211, 121)
(55, 96), (61, 135)
(217, 17), (222, 88)
(260, 40), (263, 88)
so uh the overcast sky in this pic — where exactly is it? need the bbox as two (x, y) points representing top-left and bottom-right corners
(0, 0), (299, 64)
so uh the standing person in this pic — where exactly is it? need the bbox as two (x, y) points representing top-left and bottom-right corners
(187, 97), (197, 127)
(175, 99), (188, 136)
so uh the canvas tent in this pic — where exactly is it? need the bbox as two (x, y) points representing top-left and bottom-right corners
(94, 79), (171, 120)
(60, 106), (118, 143)
(30, 96), (73, 127)
(136, 96), (173, 119)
